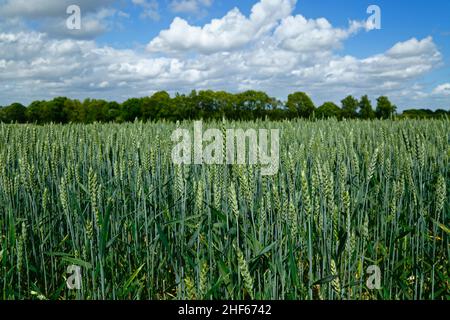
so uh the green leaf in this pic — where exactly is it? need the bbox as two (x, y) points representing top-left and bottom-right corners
(258, 241), (277, 257)
(395, 227), (414, 241)
(61, 256), (92, 269)
(124, 264), (145, 289)
(312, 275), (337, 286)
(164, 214), (202, 226)
(432, 219), (450, 234)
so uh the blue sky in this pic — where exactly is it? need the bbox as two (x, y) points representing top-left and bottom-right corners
(0, 0), (449, 110)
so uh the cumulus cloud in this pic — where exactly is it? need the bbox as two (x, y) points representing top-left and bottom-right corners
(433, 83), (450, 96)
(40, 8), (122, 39)
(274, 17), (367, 53)
(387, 36), (439, 58)
(0, 30), (195, 103)
(148, 0), (297, 54)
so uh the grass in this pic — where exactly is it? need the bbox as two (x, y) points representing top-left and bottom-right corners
(0, 119), (448, 300)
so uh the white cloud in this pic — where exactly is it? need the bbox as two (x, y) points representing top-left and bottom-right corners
(132, 0), (160, 21)
(148, 0), (297, 54)
(433, 83), (450, 96)
(387, 37), (437, 58)
(170, 0), (213, 14)
(274, 17), (366, 53)
(39, 8), (120, 39)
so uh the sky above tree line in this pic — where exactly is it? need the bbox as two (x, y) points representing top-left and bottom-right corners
(0, 0), (449, 110)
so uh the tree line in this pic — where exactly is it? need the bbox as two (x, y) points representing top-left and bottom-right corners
(0, 90), (448, 124)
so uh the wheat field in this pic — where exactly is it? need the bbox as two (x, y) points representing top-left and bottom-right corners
(0, 119), (448, 300)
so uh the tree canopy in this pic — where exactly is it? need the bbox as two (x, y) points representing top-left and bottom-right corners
(286, 92), (316, 118)
(376, 96), (397, 119)
(316, 102), (341, 119)
(359, 95), (376, 120)
(0, 90), (447, 124)
(341, 95), (359, 119)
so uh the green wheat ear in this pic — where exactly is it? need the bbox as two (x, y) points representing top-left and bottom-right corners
(59, 176), (69, 214)
(235, 244), (254, 299)
(229, 182), (239, 220)
(289, 200), (298, 241)
(367, 148), (379, 182)
(184, 276), (197, 300)
(301, 170), (312, 216)
(199, 261), (208, 299)
(436, 175), (446, 215)
(330, 259), (341, 298)
(195, 179), (205, 215)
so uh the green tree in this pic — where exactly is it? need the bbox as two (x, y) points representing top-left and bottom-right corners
(105, 101), (121, 122)
(144, 91), (172, 120)
(236, 91), (273, 120)
(63, 99), (84, 123)
(358, 95), (375, 119)
(84, 99), (109, 123)
(26, 101), (46, 123)
(286, 92), (316, 118)
(376, 96), (397, 119)
(42, 97), (69, 123)
(341, 95), (359, 119)
(0, 90), (430, 124)
(316, 102), (342, 119)
(1, 103), (27, 123)
(121, 98), (143, 122)
(215, 91), (237, 120)
(197, 90), (218, 119)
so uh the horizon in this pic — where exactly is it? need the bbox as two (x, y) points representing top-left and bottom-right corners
(2, 89), (449, 114)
